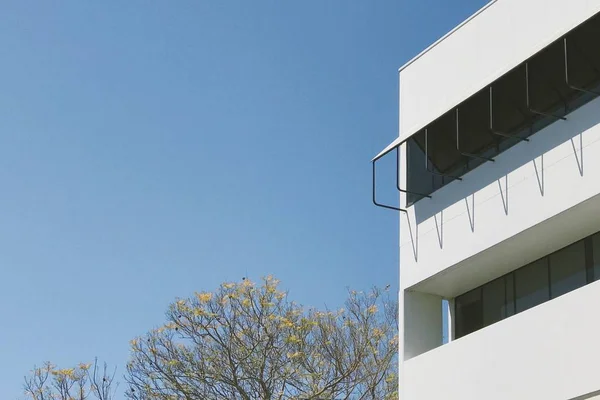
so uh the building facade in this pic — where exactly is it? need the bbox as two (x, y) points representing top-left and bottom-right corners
(372, 1), (600, 399)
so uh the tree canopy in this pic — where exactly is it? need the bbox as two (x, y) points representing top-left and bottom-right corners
(125, 276), (398, 399)
(21, 276), (398, 400)
(23, 359), (117, 400)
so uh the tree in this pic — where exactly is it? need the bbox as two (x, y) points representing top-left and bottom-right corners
(23, 358), (118, 400)
(125, 276), (398, 399)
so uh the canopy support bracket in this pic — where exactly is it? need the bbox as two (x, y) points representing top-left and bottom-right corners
(456, 108), (495, 162)
(489, 86), (530, 142)
(372, 144), (432, 213)
(372, 157), (408, 213)
(396, 147), (431, 200)
(526, 62), (568, 121)
(564, 37), (600, 97)
(425, 128), (463, 180)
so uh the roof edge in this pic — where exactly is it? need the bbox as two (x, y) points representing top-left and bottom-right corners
(398, 0), (499, 73)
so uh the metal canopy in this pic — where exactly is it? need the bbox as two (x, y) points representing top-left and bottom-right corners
(373, 10), (600, 212)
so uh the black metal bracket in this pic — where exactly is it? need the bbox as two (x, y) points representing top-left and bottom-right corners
(372, 157), (407, 213)
(489, 86), (530, 142)
(456, 108), (495, 162)
(525, 62), (568, 121)
(372, 144), (432, 213)
(425, 128), (463, 181)
(564, 37), (600, 96)
(396, 147), (431, 200)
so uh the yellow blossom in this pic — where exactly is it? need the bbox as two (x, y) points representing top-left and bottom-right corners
(222, 282), (235, 289)
(164, 322), (177, 330)
(52, 368), (75, 378)
(266, 285), (277, 294)
(193, 307), (206, 317)
(372, 328), (384, 339)
(279, 318), (294, 328)
(195, 292), (212, 302)
(285, 335), (301, 344)
(242, 279), (254, 287)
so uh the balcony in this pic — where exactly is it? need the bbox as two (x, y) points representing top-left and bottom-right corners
(403, 280), (600, 400)
(400, 99), (600, 361)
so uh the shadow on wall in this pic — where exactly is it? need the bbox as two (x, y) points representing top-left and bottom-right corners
(412, 98), (600, 225)
(572, 389), (600, 400)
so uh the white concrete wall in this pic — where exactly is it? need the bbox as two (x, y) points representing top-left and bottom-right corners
(403, 291), (442, 360)
(399, 94), (600, 296)
(399, 0), (600, 143)
(402, 280), (600, 400)
(397, 1), (600, 399)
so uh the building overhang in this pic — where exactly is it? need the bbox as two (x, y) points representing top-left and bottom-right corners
(373, 4), (600, 211)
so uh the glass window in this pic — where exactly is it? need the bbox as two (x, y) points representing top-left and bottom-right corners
(549, 241), (586, 298)
(504, 273), (516, 318)
(455, 288), (482, 339)
(453, 229), (600, 338)
(482, 277), (505, 326)
(593, 233), (600, 281)
(515, 258), (550, 313)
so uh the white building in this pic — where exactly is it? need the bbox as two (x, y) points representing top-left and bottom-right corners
(372, 1), (600, 399)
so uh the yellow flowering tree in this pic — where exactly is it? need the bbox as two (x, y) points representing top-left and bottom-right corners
(23, 358), (117, 400)
(125, 276), (398, 399)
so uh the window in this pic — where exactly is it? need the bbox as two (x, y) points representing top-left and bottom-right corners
(515, 259), (550, 313)
(482, 277), (506, 326)
(455, 288), (482, 338)
(454, 231), (600, 339)
(549, 241), (586, 298)
(593, 233), (600, 281)
(504, 273), (516, 318)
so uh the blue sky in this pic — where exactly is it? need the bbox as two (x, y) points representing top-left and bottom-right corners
(0, 0), (488, 397)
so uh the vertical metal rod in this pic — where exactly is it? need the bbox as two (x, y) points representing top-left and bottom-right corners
(425, 128), (463, 180)
(525, 62), (567, 121)
(456, 108), (460, 150)
(564, 37), (600, 96)
(396, 147), (431, 199)
(526, 63), (531, 108)
(489, 86), (493, 130)
(425, 128), (428, 171)
(565, 37), (570, 84)
(372, 159), (408, 213)
(488, 86), (529, 142)
(456, 107), (495, 162)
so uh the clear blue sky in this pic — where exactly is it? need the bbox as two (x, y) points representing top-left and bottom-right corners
(0, 1), (487, 397)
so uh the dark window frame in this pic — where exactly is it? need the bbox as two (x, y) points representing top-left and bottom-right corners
(454, 230), (600, 339)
